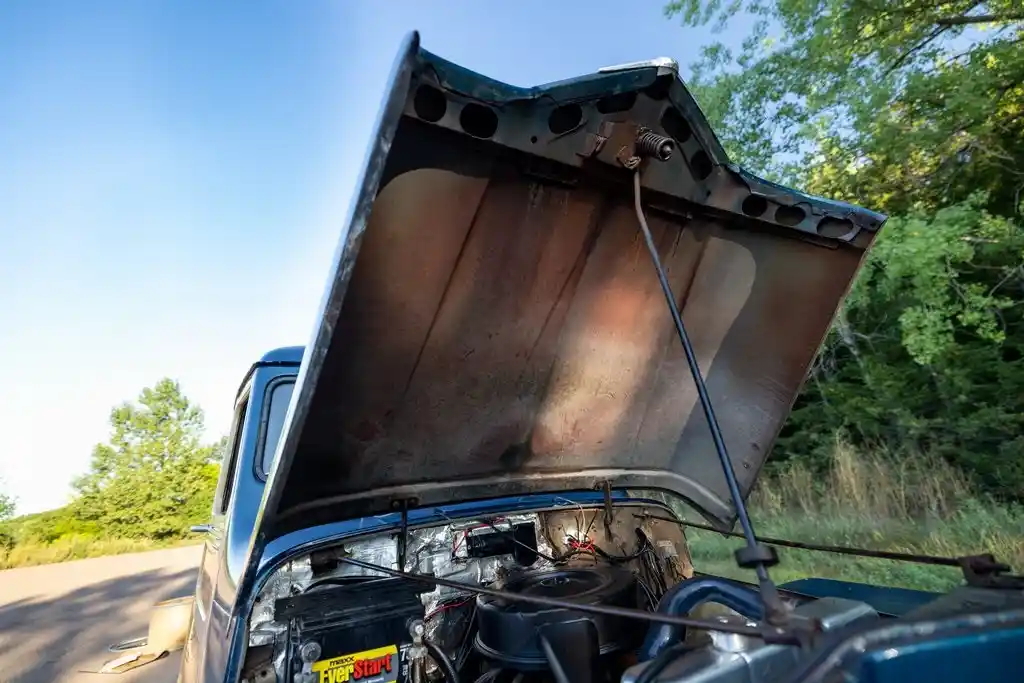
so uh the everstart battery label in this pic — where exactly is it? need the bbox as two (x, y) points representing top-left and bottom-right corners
(311, 645), (399, 683)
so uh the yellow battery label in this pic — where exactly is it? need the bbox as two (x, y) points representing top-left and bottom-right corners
(311, 645), (399, 683)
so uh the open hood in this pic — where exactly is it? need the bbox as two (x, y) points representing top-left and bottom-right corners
(258, 34), (885, 540)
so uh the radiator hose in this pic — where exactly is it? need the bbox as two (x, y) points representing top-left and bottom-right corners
(639, 577), (765, 660)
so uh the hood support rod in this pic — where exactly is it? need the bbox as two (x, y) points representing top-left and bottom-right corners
(629, 161), (786, 624)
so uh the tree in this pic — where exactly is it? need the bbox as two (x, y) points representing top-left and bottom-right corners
(72, 379), (221, 538)
(665, 0), (1024, 216)
(0, 483), (14, 522)
(665, 0), (1024, 497)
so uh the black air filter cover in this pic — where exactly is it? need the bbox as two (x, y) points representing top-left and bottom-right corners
(474, 566), (638, 671)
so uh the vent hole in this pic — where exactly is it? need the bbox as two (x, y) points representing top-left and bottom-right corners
(460, 103), (498, 139)
(660, 108), (692, 143)
(413, 86), (447, 123)
(741, 195), (768, 217)
(645, 75), (673, 101)
(775, 205), (806, 227)
(817, 217), (855, 239)
(690, 150), (712, 180)
(596, 92), (637, 114)
(548, 104), (583, 134)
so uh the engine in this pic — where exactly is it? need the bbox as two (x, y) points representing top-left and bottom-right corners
(474, 566), (640, 679)
(243, 503), (949, 683)
(242, 504), (690, 683)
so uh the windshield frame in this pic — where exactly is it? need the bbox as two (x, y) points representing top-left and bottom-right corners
(254, 375), (296, 480)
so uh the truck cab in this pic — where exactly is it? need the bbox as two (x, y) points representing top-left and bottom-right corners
(182, 346), (302, 682)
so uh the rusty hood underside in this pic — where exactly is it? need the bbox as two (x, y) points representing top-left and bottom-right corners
(258, 34), (886, 539)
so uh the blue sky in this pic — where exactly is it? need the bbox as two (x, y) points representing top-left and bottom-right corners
(0, 1), (754, 514)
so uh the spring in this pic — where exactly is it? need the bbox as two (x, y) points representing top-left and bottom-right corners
(635, 130), (675, 161)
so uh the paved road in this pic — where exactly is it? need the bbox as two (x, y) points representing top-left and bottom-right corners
(0, 545), (203, 683)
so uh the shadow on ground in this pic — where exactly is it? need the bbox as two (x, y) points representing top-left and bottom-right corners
(0, 566), (196, 683)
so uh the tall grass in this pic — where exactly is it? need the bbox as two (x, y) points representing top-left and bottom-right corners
(682, 437), (1024, 592)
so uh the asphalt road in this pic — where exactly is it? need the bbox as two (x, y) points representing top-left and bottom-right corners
(0, 545), (203, 683)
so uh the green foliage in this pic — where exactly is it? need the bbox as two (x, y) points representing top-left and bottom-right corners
(849, 198), (1020, 362)
(0, 379), (222, 567)
(667, 0), (1024, 499)
(0, 478), (17, 550)
(665, 0), (1024, 216)
(788, 200), (1024, 496)
(71, 379), (221, 539)
(3, 507), (100, 544)
(0, 484), (14, 522)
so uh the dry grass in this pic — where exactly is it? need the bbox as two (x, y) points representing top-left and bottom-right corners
(752, 436), (972, 519)
(682, 437), (1024, 591)
(0, 536), (195, 569)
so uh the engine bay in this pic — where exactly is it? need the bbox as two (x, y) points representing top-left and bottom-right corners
(243, 501), (699, 683)
(239, 500), (884, 683)
(238, 497), (1024, 683)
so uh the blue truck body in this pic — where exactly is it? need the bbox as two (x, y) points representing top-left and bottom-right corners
(178, 31), (1024, 683)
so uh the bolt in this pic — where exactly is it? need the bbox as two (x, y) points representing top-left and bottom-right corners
(409, 619), (426, 639)
(299, 641), (322, 664)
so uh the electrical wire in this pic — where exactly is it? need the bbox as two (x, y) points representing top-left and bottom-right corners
(636, 528), (668, 599)
(334, 554), (795, 642)
(434, 510), (577, 565)
(636, 576), (659, 610)
(425, 597), (474, 622)
(477, 518), (564, 564)
(424, 638), (461, 683)
(554, 496), (589, 543)
(566, 527), (652, 564)
(454, 601), (478, 671)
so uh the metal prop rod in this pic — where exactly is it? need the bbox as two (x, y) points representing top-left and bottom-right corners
(630, 170), (784, 617)
(335, 555), (796, 642)
(635, 513), (964, 566)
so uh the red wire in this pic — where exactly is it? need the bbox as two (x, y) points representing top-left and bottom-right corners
(424, 597), (473, 621)
(568, 536), (595, 553)
(452, 530), (466, 555)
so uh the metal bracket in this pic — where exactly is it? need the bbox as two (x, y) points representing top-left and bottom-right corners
(578, 121), (640, 169)
(392, 497), (416, 573)
(960, 553), (1024, 589)
(601, 481), (614, 536)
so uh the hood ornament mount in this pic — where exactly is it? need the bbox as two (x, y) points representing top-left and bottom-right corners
(628, 133), (788, 626)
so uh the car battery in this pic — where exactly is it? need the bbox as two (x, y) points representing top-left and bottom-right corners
(274, 577), (430, 683)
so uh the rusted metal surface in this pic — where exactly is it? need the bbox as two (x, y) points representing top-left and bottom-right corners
(259, 40), (884, 537)
(277, 137), (868, 529)
(540, 507), (694, 581)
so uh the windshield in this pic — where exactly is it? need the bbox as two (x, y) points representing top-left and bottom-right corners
(260, 379), (295, 476)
